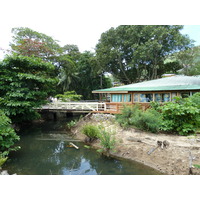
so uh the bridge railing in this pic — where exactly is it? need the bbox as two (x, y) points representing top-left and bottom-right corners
(41, 101), (106, 112)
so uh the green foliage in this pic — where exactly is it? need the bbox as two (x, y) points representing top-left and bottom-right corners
(66, 119), (77, 130)
(9, 27), (112, 100)
(56, 91), (82, 102)
(0, 156), (8, 167)
(69, 51), (112, 99)
(96, 25), (193, 84)
(116, 105), (162, 133)
(84, 145), (91, 149)
(193, 164), (200, 169)
(56, 55), (78, 92)
(130, 108), (163, 133)
(160, 97), (200, 135)
(11, 27), (62, 60)
(0, 55), (57, 123)
(173, 46), (200, 76)
(81, 124), (100, 141)
(0, 110), (20, 165)
(150, 101), (162, 111)
(190, 92), (200, 108)
(98, 126), (116, 154)
(116, 104), (141, 128)
(117, 95), (200, 135)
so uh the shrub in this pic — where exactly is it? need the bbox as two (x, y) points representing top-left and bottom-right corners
(66, 120), (77, 130)
(115, 104), (141, 128)
(116, 104), (162, 133)
(0, 110), (20, 166)
(160, 97), (200, 135)
(190, 92), (200, 108)
(97, 126), (116, 155)
(130, 108), (163, 133)
(81, 124), (100, 142)
(0, 110), (20, 153)
(0, 156), (8, 168)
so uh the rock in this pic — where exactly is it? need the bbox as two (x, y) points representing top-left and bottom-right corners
(127, 136), (142, 142)
(163, 140), (170, 148)
(0, 170), (9, 175)
(91, 114), (115, 121)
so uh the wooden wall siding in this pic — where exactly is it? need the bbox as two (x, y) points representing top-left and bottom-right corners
(92, 102), (150, 114)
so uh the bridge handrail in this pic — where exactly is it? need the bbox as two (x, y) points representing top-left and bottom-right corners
(40, 101), (106, 111)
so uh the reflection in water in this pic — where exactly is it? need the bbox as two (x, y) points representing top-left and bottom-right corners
(5, 119), (161, 175)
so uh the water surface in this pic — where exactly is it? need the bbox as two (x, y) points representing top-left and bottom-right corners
(5, 118), (162, 175)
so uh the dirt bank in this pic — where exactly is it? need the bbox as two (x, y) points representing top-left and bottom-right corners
(71, 114), (200, 175)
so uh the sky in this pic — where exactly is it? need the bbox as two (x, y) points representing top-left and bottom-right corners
(1, 0), (200, 60)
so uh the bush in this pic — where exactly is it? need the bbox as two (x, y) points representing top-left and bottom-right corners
(130, 108), (163, 133)
(66, 120), (77, 130)
(81, 124), (100, 142)
(0, 156), (8, 167)
(116, 105), (162, 133)
(115, 104), (141, 128)
(98, 126), (116, 155)
(0, 110), (20, 153)
(0, 110), (20, 167)
(190, 92), (200, 108)
(160, 97), (200, 135)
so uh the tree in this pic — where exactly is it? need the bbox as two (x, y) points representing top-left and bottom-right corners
(96, 25), (193, 84)
(10, 27), (62, 60)
(174, 46), (200, 75)
(56, 54), (78, 92)
(74, 51), (112, 99)
(56, 91), (82, 102)
(0, 55), (57, 123)
(62, 44), (81, 61)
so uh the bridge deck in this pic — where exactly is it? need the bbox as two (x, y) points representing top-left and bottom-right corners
(37, 101), (146, 114)
(37, 101), (107, 113)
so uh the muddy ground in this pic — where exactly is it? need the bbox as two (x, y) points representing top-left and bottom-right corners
(71, 114), (200, 175)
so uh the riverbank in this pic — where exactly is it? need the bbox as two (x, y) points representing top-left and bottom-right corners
(71, 113), (200, 175)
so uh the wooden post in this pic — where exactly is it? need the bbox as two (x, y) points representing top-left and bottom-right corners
(69, 142), (79, 149)
(99, 93), (102, 102)
(116, 104), (119, 113)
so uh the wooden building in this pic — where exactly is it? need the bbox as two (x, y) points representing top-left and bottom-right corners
(92, 75), (200, 113)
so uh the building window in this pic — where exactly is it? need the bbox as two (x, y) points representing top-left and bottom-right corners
(134, 94), (139, 102)
(155, 93), (170, 102)
(191, 92), (197, 96)
(171, 92), (177, 101)
(180, 92), (190, 98)
(124, 94), (131, 102)
(163, 93), (170, 102)
(111, 94), (122, 102)
(139, 94), (153, 102)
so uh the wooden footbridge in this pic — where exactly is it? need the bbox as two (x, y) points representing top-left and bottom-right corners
(37, 101), (122, 114)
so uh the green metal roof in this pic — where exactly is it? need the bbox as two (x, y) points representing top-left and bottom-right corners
(93, 76), (200, 93)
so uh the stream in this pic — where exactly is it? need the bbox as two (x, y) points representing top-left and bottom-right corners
(4, 116), (161, 175)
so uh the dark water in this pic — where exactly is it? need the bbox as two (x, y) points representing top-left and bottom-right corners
(5, 117), (162, 175)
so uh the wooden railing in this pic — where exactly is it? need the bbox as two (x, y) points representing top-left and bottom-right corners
(39, 101), (151, 114)
(40, 101), (106, 112)
(97, 102), (151, 114)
